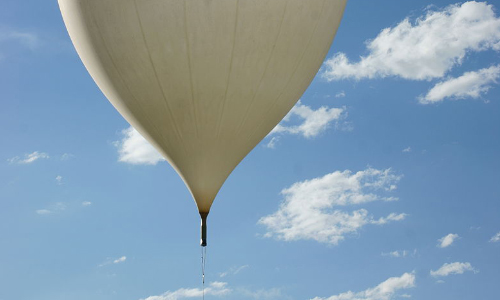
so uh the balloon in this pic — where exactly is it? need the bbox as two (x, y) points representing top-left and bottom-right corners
(59, 0), (347, 245)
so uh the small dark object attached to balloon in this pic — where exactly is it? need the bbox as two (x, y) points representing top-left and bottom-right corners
(200, 212), (208, 247)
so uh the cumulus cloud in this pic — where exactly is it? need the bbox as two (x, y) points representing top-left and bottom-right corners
(82, 201), (92, 206)
(115, 126), (165, 165)
(270, 101), (346, 139)
(420, 65), (500, 103)
(490, 231), (500, 242)
(55, 175), (63, 185)
(402, 147), (411, 153)
(322, 2), (500, 81)
(8, 151), (49, 164)
(437, 233), (460, 248)
(259, 168), (406, 245)
(430, 262), (477, 277)
(140, 282), (231, 300)
(311, 272), (415, 300)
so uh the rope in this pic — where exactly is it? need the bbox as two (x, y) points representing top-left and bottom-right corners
(201, 246), (207, 299)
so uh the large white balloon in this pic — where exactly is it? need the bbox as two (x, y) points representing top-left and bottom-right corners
(59, 0), (346, 216)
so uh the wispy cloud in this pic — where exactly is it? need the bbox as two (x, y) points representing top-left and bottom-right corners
(99, 256), (127, 267)
(402, 147), (411, 153)
(60, 153), (74, 161)
(36, 201), (91, 215)
(55, 175), (63, 185)
(35, 202), (67, 215)
(335, 91), (346, 98)
(430, 262), (477, 277)
(115, 126), (165, 165)
(322, 2), (500, 81)
(0, 28), (39, 50)
(381, 249), (417, 258)
(270, 101), (346, 139)
(420, 65), (500, 104)
(259, 168), (406, 245)
(8, 151), (49, 164)
(310, 272), (415, 300)
(113, 256), (126, 264)
(140, 282), (231, 300)
(265, 137), (280, 149)
(490, 232), (500, 242)
(237, 287), (282, 299)
(437, 233), (459, 248)
(219, 265), (249, 278)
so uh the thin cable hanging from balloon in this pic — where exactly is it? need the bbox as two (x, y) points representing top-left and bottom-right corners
(201, 246), (207, 300)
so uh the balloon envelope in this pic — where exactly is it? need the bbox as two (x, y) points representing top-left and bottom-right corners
(59, 0), (347, 213)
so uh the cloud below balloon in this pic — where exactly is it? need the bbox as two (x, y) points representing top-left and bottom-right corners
(310, 272), (415, 300)
(259, 167), (406, 245)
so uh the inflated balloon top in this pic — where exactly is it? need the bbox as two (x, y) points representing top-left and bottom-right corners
(59, 0), (347, 246)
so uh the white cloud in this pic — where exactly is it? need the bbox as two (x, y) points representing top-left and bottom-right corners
(113, 256), (127, 264)
(60, 153), (74, 161)
(265, 136), (280, 149)
(140, 282), (231, 300)
(99, 255), (127, 267)
(0, 28), (39, 50)
(382, 250), (407, 258)
(219, 265), (249, 278)
(322, 2), (500, 81)
(310, 272), (415, 300)
(55, 175), (62, 185)
(238, 287), (282, 299)
(402, 147), (411, 153)
(420, 65), (500, 103)
(430, 262), (477, 277)
(490, 231), (500, 242)
(382, 249), (417, 258)
(335, 91), (346, 98)
(8, 151), (49, 164)
(82, 201), (92, 206)
(259, 168), (406, 245)
(115, 126), (165, 165)
(437, 233), (459, 248)
(372, 213), (407, 225)
(36, 202), (67, 215)
(270, 101), (346, 138)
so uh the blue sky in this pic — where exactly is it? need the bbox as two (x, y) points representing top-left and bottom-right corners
(1, 1), (500, 299)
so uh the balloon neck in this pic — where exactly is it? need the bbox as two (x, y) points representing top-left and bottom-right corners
(200, 212), (209, 247)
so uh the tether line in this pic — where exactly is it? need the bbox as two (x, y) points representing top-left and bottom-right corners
(201, 246), (207, 299)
